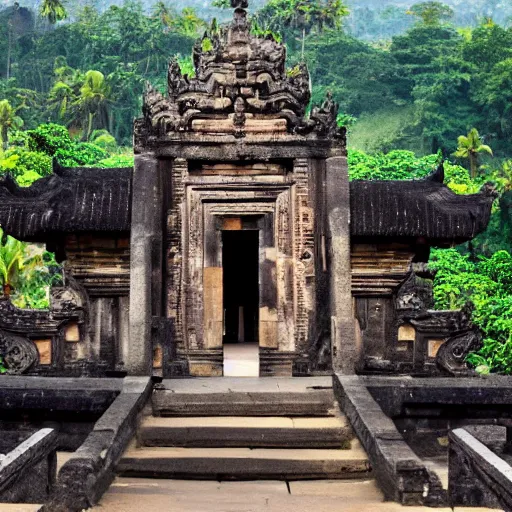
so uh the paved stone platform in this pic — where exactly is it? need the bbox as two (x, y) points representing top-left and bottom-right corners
(223, 343), (259, 377)
(159, 376), (333, 393)
(93, 478), (502, 512)
(153, 377), (336, 417)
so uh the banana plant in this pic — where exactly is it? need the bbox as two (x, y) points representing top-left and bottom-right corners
(0, 230), (26, 297)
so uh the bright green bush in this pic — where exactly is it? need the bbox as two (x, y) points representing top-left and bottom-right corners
(25, 123), (73, 156)
(2, 147), (52, 178)
(91, 131), (117, 152)
(430, 248), (512, 374)
(95, 154), (134, 168)
(55, 142), (106, 167)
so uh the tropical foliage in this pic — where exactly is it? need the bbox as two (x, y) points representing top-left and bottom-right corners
(1, 0), (512, 374)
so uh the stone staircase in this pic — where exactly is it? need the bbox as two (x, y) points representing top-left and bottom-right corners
(116, 377), (371, 481)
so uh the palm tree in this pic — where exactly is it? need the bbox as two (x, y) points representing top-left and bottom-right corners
(0, 100), (23, 150)
(39, 0), (67, 24)
(172, 8), (207, 37)
(0, 231), (25, 297)
(47, 81), (76, 121)
(256, 0), (349, 59)
(454, 128), (493, 179)
(75, 70), (112, 141)
(153, 1), (173, 32)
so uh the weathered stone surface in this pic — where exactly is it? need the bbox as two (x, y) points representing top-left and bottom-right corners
(350, 166), (495, 243)
(362, 375), (512, 418)
(43, 377), (152, 512)
(128, 154), (162, 375)
(138, 415), (353, 448)
(326, 156), (355, 374)
(449, 428), (512, 510)
(134, 4), (343, 142)
(334, 375), (436, 505)
(94, 477), (477, 512)
(0, 376), (121, 413)
(152, 377), (336, 417)
(0, 428), (57, 504)
(117, 446), (370, 480)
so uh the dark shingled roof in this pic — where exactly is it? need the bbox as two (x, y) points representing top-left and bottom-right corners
(0, 162), (494, 245)
(349, 166), (495, 244)
(0, 164), (132, 242)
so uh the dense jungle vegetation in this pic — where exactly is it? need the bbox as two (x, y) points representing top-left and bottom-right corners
(2, 0), (512, 373)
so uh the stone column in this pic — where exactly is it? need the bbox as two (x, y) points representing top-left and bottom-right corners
(326, 156), (356, 374)
(127, 153), (162, 375)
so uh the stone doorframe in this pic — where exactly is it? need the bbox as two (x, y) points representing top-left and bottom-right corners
(183, 185), (296, 376)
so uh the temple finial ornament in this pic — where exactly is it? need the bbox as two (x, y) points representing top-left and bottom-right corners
(231, 0), (248, 9)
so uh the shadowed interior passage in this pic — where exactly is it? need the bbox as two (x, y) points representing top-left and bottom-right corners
(222, 230), (259, 344)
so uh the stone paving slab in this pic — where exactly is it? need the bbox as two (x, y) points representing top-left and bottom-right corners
(142, 416), (347, 428)
(0, 506), (42, 511)
(93, 478), (503, 511)
(159, 377), (332, 393)
(123, 446), (368, 460)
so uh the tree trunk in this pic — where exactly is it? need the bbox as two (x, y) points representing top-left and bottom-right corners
(301, 27), (306, 59)
(2, 283), (12, 297)
(86, 112), (94, 141)
(6, 20), (12, 80)
(2, 126), (8, 151)
(470, 152), (478, 179)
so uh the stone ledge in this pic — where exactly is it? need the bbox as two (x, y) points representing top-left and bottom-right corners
(449, 427), (512, 510)
(0, 376), (122, 415)
(42, 377), (152, 512)
(0, 428), (57, 504)
(333, 375), (444, 506)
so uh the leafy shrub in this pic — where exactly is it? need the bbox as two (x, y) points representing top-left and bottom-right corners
(91, 130), (117, 152)
(0, 147), (51, 186)
(12, 249), (62, 310)
(95, 154), (134, 168)
(349, 149), (438, 180)
(430, 247), (512, 374)
(55, 142), (106, 167)
(25, 123), (73, 156)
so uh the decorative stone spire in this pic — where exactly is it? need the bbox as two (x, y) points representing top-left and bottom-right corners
(136, 0), (346, 139)
(231, 0), (248, 8)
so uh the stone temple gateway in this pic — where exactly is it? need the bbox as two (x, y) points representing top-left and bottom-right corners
(0, 0), (495, 380)
(2, 3), (512, 511)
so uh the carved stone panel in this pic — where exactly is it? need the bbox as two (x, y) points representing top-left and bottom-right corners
(0, 330), (38, 374)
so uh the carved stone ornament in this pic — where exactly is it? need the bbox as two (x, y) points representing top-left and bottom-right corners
(0, 330), (38, 374)
(396, 272), (434, 312)
(136, 1), (341, 138)
(436, 330), (482, 375)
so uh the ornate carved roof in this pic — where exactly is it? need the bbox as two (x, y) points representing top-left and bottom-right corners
(0, 163), (493, 246)
(350, 165), (496, 244)
(0, 163), (131, 242)
(135, 1), (341, 140)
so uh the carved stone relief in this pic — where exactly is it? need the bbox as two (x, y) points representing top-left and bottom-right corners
(0, 330), (38, 374)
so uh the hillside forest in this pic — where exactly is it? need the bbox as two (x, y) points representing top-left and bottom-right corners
(1, 0), (512, 374)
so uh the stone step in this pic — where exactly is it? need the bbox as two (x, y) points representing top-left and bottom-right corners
(139, 415), (353, 448)
(117, 446), (370, 480)
(152, 377), (336, 417)
(138, 415), (354, 448)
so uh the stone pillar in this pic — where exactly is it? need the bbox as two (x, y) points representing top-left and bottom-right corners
(127, 153), (162, 375)
(326, 156), (356, 374)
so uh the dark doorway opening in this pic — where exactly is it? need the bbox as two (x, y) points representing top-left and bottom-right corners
(222, 230), (259, 344)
